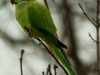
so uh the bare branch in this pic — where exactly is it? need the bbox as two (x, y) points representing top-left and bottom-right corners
(19, 49), (25, 75)
(80, 1), (100, 75)
(79, 3), (96, 27)
(46, 65), (49, 75)
(96, 0), (100, 74)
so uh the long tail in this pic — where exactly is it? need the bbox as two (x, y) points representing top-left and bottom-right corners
(50, 45), (75, 75)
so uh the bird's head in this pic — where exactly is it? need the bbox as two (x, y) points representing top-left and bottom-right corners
(10, 0), (21, 5)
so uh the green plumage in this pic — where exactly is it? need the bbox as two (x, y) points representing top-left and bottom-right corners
(13, 0), (75, 75)
(16, 0), (56, 38)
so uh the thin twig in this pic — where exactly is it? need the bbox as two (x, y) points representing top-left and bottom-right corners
(46, 65), (50, 75)
(42, 72), (45, 75)
(19, 49), (25, 75)
(92, 18), (96, 23)
(79, 3), (96, 27)
(88, 33), (97, 42)
(48, 64), (52, 75)
(53, 65), (58, 75)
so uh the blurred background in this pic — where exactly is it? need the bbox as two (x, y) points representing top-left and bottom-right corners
(0, 0), (97, 75)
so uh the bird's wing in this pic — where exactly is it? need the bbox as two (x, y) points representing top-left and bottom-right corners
(27, 1), (57, 35)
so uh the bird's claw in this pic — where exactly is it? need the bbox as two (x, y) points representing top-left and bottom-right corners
(24, 26), (33, 38)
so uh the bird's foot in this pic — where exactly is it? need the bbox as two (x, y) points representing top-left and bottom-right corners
(24, 26), (33, 38)
(36, 38), (42, 45)
(24, 26), (42, 45)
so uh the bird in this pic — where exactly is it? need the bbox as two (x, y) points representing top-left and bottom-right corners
(10, 0), (75, 75)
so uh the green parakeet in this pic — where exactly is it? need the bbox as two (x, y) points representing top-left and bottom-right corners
(10, 0), (75, 75)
